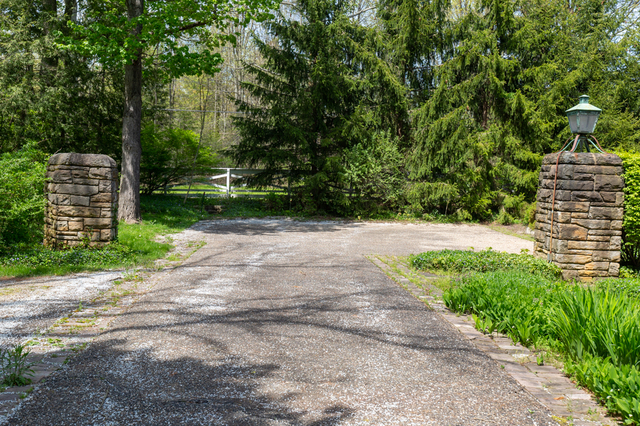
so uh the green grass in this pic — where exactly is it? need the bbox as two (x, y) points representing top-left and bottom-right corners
(0, 194), (312, 278)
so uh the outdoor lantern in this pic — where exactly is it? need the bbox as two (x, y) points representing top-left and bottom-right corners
(566, 95), (602, 135)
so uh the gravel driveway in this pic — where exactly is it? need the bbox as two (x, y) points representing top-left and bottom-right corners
(6, 219), (557, 425)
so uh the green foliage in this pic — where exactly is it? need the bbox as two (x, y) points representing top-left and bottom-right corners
(443, 271), (559, 346)
(550, 284), (640, 367)
(403, 0), (640, 219)
(0, 243), (134, 269)
(0, 0), (124, 156)
(0, 344), (35, 387)
(140, 125), (219, 195)
(409, 248), (562, 279)
(343, 130), (407, 211)
(229, 0), (405, 215)
(0, 145), (47, 251)
(59, 0), (276, 78)
(565, 354), (640, 425)
(440, 267), (640, 422)
(620, 152), (640, 269)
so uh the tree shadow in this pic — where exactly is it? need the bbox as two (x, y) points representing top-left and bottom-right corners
(6, 338), (354, 426)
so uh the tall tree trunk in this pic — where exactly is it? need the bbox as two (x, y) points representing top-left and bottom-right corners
(42, 0), (58, 74)
(118, 0), (144, 223)
(64, 0), (78, 24)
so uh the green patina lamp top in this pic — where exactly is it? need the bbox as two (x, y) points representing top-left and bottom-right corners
(566, 95), (602, 114)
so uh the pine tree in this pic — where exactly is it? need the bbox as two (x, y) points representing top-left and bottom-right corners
(229, 0), (369, 213)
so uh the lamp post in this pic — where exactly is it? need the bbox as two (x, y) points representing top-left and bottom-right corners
(565, 95), (602, 152)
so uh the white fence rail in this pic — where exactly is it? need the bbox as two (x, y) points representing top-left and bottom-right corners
(160, 169), (288, 198)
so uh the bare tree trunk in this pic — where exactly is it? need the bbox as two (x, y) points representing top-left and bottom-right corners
(42, 0), (58, 73)
(64, 0), (77, 23)
(118, 0), (144, 223)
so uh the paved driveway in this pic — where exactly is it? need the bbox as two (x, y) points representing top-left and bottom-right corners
(7, 220), (556, 425)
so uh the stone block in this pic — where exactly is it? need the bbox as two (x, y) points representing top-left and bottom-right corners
(611, 220), (623, 230)
(561, 270), (580, 281)
(83, 218), (113, 228)
(571, 212), (589, 219)
(555, 201), (590, 212)
(600, 192), (618, 203)
(71, 169), (89, 179)
(99, 180), (118, 193)
(609, 262), (620, 276)
(590, 229), (621, 236)
(542, 179), (594, 191)
(68, 221), (84, 231)
(72, 178), (100, 186)
(48, 153), (117, 168)
(574, 165), (623, 175)
(89, 167), (113, 179)
(91, 193), (113, 203)
(593, 251), (620, 262)
(579, 270), (609, 278)
(57, 206), (101, 218)
(69, 195), (90, 207)
(571, 219), (610, 230)
(594, 175), (624, 192)
(100, 229), (116, 241)
(611, 236), (622, 250)
(48, 169), (72, 183)
(584, 262), (610, 271)
(55, 184), (99, 196)
(554, 254), (590, 264)
(589, 207), (623, 220)
(567, 240), (611, 251)
(557, 224), (587, 240)
(588, 235), (611, 242)
(571, 191), (603, 202)
(54, 221), (68, 231)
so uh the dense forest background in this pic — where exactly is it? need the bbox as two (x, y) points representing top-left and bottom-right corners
(2, 0), (640, 220)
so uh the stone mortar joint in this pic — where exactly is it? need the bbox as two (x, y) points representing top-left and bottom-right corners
(44, 153), (118, 249)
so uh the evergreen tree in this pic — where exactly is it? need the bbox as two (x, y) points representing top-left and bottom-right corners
(229, 0), (368, 213)
(408, 0), (640, 219)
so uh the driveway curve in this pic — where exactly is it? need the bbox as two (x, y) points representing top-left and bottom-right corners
(7, 220), (556, 425)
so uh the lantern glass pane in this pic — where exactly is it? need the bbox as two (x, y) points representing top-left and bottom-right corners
(568, 114), (579, 133)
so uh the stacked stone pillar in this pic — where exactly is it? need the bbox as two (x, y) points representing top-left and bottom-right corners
(534, 152), (624, 281)
(44, 154), (118, 249)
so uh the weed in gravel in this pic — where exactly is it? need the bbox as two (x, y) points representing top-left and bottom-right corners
(0, 345), (35, 386)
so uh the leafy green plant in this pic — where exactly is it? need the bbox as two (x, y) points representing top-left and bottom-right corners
(140, 125), (219, 195)
(409, 248), (562, 280)
(443, 271), (559, 347)
(0, 345), (35, 387)
(0, 144), (48, 252)
(441, 268), (640, 423)
(550, 284), (640, 367)
(565, 354), (640, 425)
(619, 152), (640, 269)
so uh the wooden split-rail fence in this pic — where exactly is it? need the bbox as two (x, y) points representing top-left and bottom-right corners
(160, 169), (288, 199)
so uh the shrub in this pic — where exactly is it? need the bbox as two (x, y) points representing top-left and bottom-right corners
(344, 130), (407, 211)
(409, 248), (562, 280)
(140, 125), (219, 195)
(0, 144), (48, 251)
(619, 152), (640, 269)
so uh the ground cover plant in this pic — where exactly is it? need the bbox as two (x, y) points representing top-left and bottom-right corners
(409, 248), (562, 280)
(412, 249), (640, 424)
